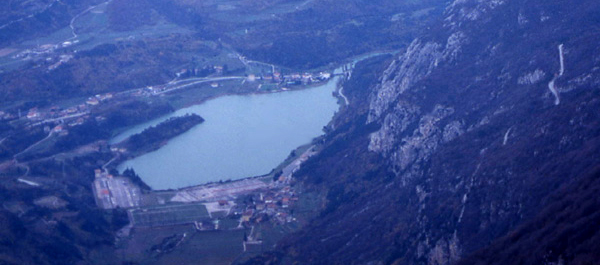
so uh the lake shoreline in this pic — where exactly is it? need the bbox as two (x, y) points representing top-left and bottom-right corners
(175, 78), (342, 110)
(108, 52), (393, 191)
(111, 75), (342, 190)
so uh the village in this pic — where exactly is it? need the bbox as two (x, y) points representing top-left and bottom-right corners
(3, 57), (333, 141)
(1, 39), (335, 253)
(91, 145), (317, 245)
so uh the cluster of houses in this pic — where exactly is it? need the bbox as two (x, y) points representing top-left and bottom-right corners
(23, 92), (113, 123)
(26, 106), (80, 121)
(9, 40), (83, 71)
(41, 124), (69, 136)
(250, 71), (331, 86)
(14, 40), (79, 60)
(86, 92), (113, 105)
(12, 92), (118, 139)
(25, 107), (87, 135)
(143, 85), (169, 95)
(0, 110), (16, 121)
(26, 104), (81, 122)
(236, 185), (299, 226)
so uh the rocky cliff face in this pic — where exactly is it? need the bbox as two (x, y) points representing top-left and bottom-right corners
(251, 0), (600, 264)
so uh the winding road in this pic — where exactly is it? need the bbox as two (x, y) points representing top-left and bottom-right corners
(558, 44), (565, 75)
(15, 131), (55, 159)
(236, 53), (276, 73)
(503, 127), (512, 145)
(102, 155), (119, 172)
(68, 0), (114, 41)
(548, 44), (565, 106)
(338, 86), (350, 105)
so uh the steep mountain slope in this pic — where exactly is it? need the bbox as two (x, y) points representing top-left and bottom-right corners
(458, 166), (600, 265)
(248, 0), (600, 264)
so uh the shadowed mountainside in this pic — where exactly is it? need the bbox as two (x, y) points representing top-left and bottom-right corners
(243, 0), (600, 264)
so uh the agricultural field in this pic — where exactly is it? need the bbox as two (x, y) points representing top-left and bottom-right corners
(117, 225), (249, 265)
(130, 203), (210, 227)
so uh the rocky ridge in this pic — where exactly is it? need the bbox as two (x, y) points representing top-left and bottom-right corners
(250, 0), (600, 264)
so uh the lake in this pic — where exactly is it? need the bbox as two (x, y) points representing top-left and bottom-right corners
(113, 78), (340, 190)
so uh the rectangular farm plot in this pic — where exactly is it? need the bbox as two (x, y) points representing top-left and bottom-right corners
(130, 203), (210, 227)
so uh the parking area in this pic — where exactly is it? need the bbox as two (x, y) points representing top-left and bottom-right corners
(93, 175), (141, 209)
(129, 203), (210, 227)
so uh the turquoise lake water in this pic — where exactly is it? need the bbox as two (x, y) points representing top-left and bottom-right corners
(113, 77), (340, 190)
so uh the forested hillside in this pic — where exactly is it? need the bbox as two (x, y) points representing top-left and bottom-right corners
(244, 0), (600, 264)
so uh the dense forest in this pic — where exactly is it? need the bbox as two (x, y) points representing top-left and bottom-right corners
(122, 113), (204, 154)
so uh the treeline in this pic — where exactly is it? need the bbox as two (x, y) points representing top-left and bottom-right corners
(123, 113), (204, 154)
(96, 100), (173, 130)
(121, 168), (152, 191)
